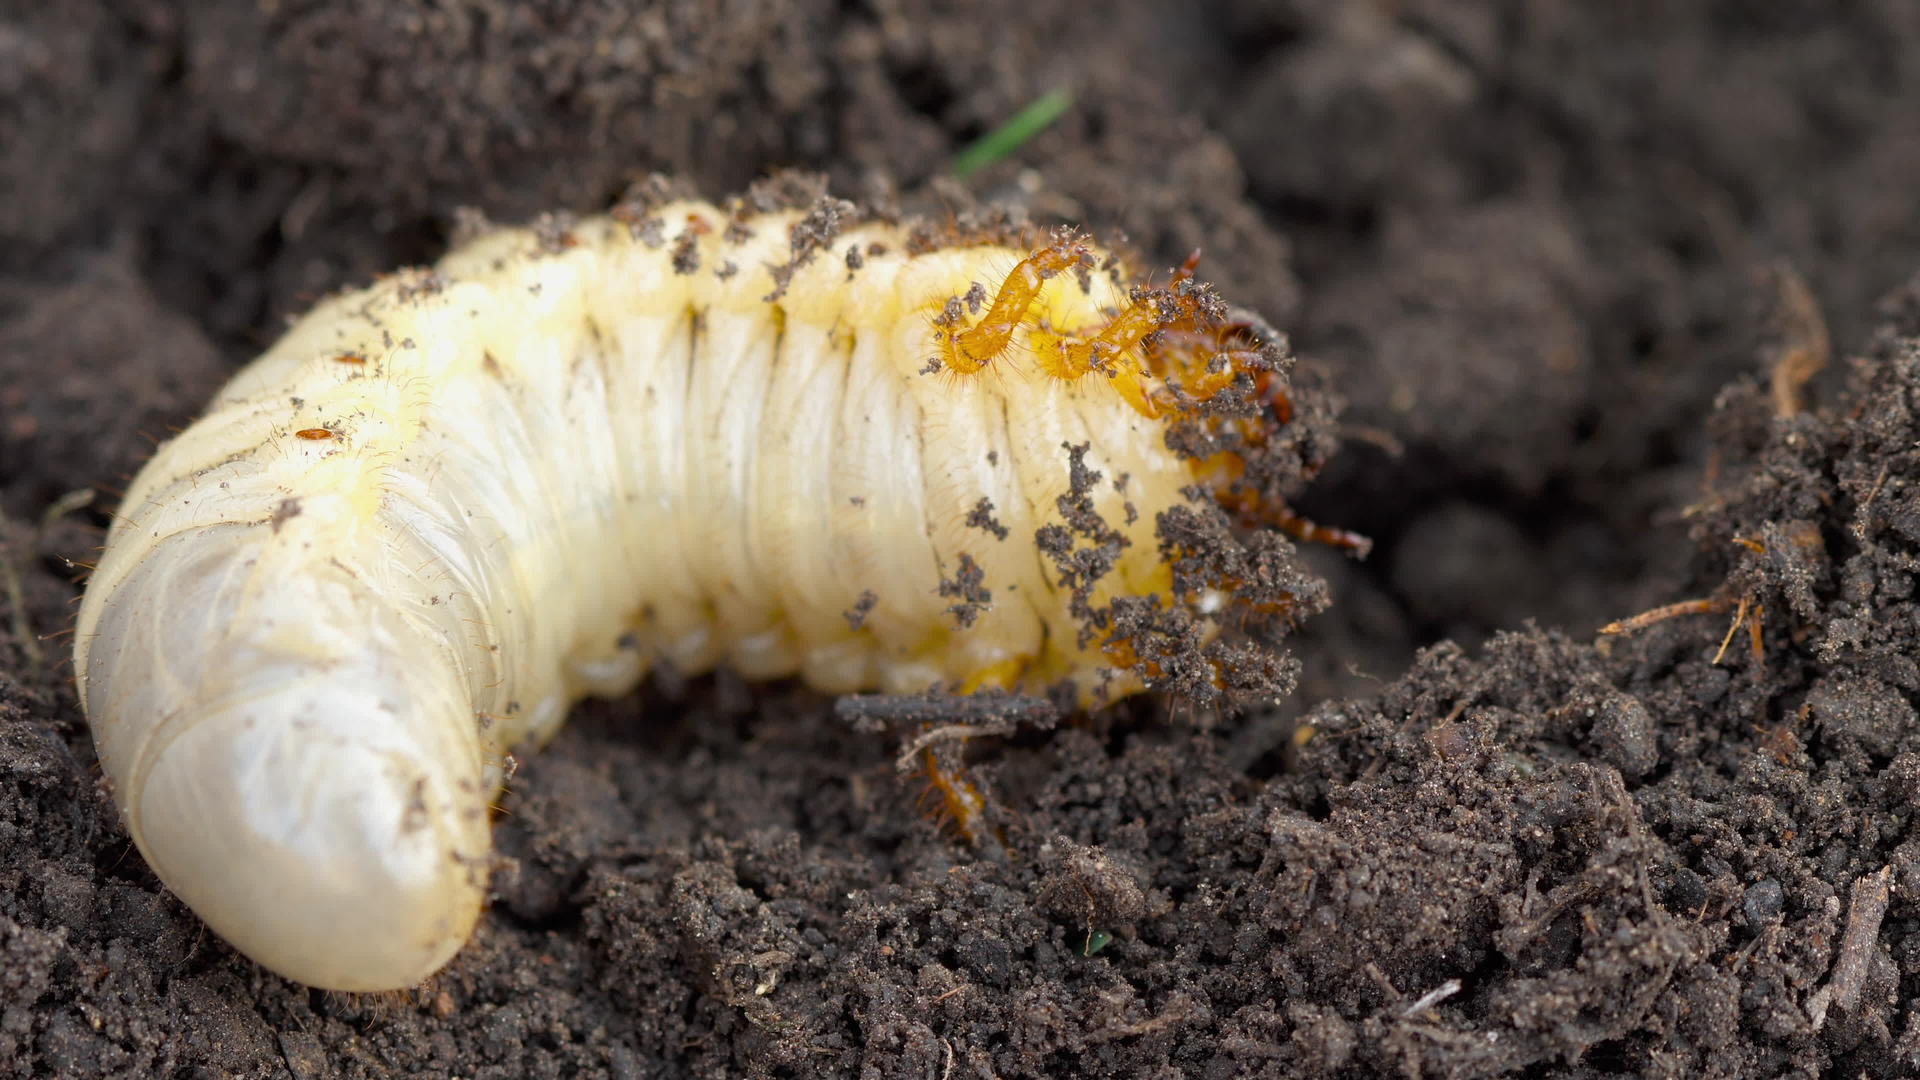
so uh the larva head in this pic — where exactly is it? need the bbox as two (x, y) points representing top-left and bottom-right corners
(1124, 272), (1356, 541)
(77, 519), (492, 991)
(903, 229), (1351, 701)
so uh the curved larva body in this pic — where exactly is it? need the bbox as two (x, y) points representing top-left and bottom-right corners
(74, 200), (1227, 990)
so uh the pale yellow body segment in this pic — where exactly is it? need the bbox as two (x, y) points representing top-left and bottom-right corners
(74, 202), (1196, 990)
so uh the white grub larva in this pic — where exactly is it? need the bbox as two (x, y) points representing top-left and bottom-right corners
(74, 178), (1349, 991)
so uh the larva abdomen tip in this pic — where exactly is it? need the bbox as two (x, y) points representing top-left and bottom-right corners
(129, 693), (485, 990)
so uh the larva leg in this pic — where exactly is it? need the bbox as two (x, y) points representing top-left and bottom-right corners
(1047, 296), (1175, 418)
(918, 745), (994, 848)
(935, 230), (1093, 374)
(934, 235), (1233, 418)
(1268, 507), (1372, 555)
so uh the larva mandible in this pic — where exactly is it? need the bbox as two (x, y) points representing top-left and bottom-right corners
(74, 179), (1345, 992)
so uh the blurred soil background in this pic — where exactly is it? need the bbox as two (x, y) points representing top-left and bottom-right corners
(6, 1), (1920, 1076)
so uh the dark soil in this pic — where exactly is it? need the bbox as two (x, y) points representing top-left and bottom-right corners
(6, 2), (1920, 1076)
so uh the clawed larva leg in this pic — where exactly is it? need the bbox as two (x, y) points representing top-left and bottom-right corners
(936, 230), (1094, 375)
(936, 235), (1255, 419)
(1269, 506), (1372, 556)
(933, 230), (1178, 416)
(1046, 293), (1178, 418)
(919, 745), (993, 847)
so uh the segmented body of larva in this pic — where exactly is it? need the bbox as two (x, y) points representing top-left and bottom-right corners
(74, 184), (1340, 991)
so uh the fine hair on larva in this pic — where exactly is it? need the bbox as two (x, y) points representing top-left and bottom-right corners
(74, 175), (1346, 991)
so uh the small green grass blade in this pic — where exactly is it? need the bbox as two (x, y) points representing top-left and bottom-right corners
(949, 88), (1075, 179)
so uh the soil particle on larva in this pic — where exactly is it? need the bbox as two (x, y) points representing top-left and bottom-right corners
(964, 496), (1011, 542)
(763, 192), (858, 301)
(936, 554), (993, 630)
(12, 1), (1920, 1077)
(842, 589), (879, 632)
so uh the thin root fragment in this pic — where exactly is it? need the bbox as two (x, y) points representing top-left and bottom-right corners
(1711, 593), (1752, 665)
(832, 689), (1060, 733)
(1600, 597), (1724, 636)
(1601, 581), (1766, 669)
(1763, 260), (1829, 418)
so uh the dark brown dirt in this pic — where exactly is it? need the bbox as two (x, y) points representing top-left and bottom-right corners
(7, 2), (1920, 1076)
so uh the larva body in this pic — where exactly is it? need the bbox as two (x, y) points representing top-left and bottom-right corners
(76, 190), (1314, 991)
